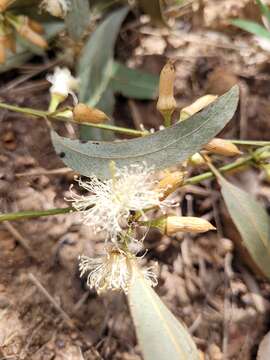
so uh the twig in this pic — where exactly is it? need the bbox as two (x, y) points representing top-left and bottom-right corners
(241, 268), (267, 314)
(3, 221), (36, 259)
(15, 167), (73, 178)
(0, 207), (73, 222)
(0, 154), (255, 223)
(184, 154), (253, 185)
(0, 102), (147, 137)
(28, 273), (75, 329)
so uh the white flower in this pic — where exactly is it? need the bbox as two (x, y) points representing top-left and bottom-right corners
(40, 0), (70, 18)
(79, 250), (158, 294)
(67, 163), (166, 242)
(47, 67), (79, 101)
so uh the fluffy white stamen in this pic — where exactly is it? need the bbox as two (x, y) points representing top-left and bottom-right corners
(47, 67), (79, 101)
(68, 163), (167, 242)
(79, 250), (157, 294)
(40, 0), (70, 18)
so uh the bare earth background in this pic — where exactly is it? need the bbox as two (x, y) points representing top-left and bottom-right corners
(1, 1), (270, 359)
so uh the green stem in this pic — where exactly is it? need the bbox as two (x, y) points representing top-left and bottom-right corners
(229, 140), (270, 146)
(0, 155), (256, 223)
(0, 102), (147, 137)
(184, 155), (253, 185)
(0, 207), (73, 222)
(163, 112), (172, 127)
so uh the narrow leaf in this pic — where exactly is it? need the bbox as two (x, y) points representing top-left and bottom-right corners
(77, 7), (129, 108)
(51, 85), (239, 179)
(111, 61), (158, 99)
(65, 0), (91, 41)
(128, 265), (199, 360)
(231, 19), (270, 40)
(220, 177), (270, 279)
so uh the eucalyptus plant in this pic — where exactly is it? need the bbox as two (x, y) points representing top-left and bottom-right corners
(1, 1), (270, 359)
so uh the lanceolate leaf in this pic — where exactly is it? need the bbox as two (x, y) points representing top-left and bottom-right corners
(231, 19), (270, 40)
(77, 6), (129, 109)
(111, 61), (158, 99)
(128, 265), (199, 360)
(65, 0), (91, 41)
(51, 85), (239, 179)
(220, 177), (270, 279)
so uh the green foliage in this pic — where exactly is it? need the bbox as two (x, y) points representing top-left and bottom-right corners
(128, 265), (199, 360)
(77, 6), (129, 113)
(232, 19), (270, 40)
(232, 1), (270, 40)
(51, 86), (239, 179)
(111, 61), (158, 100)
(65, 0), (91, 41)
(220, 176), (270, 279)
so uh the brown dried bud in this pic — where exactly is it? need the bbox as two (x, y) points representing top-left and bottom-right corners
(73, 103), (108, 124)
(166, 216), (215, 235)
(17, 18), (47, 49)
(180, 95), (218, 121)
(156, 171), (185, 200)
(0, 0), (13, 12)
(157, 60), (176, 118)
(204, 138), (241, 157)
(28, 19), (44, 34)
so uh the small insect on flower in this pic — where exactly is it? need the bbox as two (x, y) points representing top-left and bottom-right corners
(79, 249), (158, 294)
(47, 67), (79, 103)
(40, 0), (70, 18)
(68, 162), (168, 242)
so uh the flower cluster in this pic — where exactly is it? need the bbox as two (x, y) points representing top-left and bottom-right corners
(68, 162), (214, 294)
(79, 249), (158, 294)
(68, 163), (167, 243)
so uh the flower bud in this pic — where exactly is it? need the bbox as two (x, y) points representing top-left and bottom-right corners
(166, 216), (215, 235)
(254, 146), (270, 162)
(157, 60), (176, 122)
(188, 152), (206, 166)
(179, 95), (218, 121)
(17, 17), (48, 49)
(204, 138), (241, 157)
(28, 19), (44, 34)
(0, 0), (13, 12)
(156, 171), (185, 200)
(73, 103), (108, 124)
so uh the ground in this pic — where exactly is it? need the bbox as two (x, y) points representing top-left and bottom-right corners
(0, 1), (270, 359)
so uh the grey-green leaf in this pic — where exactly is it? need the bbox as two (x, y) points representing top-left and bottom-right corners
(111, 61), (158, 99)
(65, 0), (91, 41)
(127, 265), (199, 360)
(51, 85), (239, 179)
(231, 19), (270, 40)
(220, 177), (270, 279)
(77, 6), (129, 107)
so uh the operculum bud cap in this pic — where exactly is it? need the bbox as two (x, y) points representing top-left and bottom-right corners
(166, 216), (216, 235)
(73, 103), (108, 124)
(204, 138), (241, 157)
